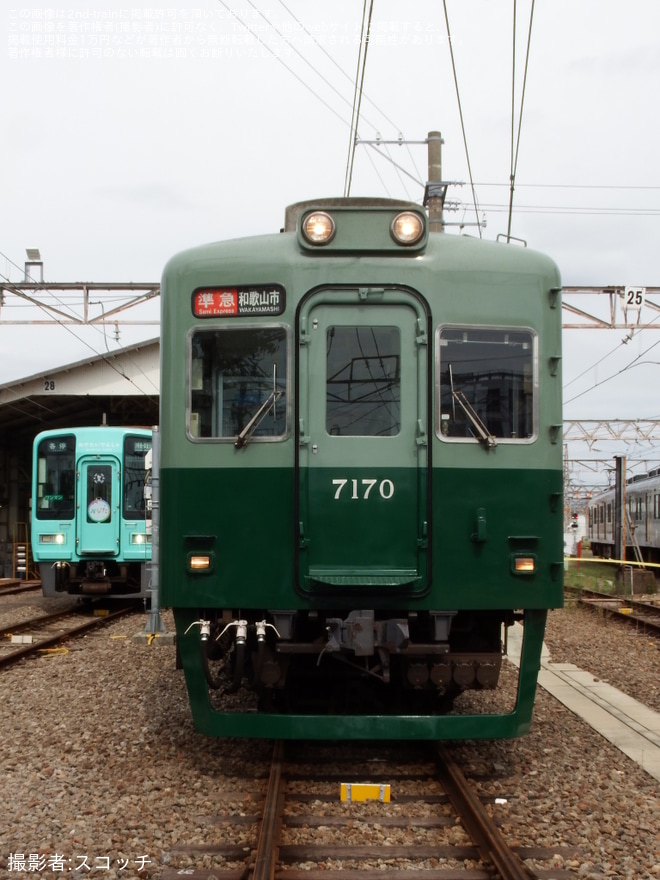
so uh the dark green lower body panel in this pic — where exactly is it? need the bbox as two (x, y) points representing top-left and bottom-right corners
(173, 606), (546, 740)
(160, 464), (563, 610)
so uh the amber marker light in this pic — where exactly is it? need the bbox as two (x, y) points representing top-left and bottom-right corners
(514, 557), (536, 573)
(391, 211), (425, 245)
(302, 211), (336, 244)
(189, 555), (211, 570)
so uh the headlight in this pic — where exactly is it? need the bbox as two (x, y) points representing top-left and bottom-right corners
(301, 211), (336, 245)
(131, 533), (151, 545)
(40, 534), (66, 545)
(391, 211), (425, 245)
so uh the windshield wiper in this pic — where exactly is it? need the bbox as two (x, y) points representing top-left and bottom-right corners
(234, 389), (283, 449)
(451, 390), (497, 449)
(449, 364), (497, 449)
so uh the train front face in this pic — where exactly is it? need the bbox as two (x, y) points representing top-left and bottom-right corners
(160, 199), (564, 740)
(32, 427), (152, 599)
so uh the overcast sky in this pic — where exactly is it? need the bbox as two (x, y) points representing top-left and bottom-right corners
(2, 1), (659, 487)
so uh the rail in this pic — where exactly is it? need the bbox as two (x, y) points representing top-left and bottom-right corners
(163, 740), (582, 879)
(0, 605), (137, 670)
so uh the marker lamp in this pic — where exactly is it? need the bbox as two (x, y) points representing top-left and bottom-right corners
(40, 533), (65, 545)
(391, 211), (425, 245)
(189, 554), (211, 571)
(302, 211), (336, 245)
(512, 556), (536, 574)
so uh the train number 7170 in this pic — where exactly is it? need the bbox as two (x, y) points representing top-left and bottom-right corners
(332, 478), (395, 500)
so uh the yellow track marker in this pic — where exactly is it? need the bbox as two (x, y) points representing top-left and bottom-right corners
(340, 783), (390, 802)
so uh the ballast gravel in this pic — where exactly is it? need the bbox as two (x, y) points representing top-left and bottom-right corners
(0, 597), (658, 879)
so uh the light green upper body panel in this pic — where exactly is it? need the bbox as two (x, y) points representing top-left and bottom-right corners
(160, 226), (561, 472)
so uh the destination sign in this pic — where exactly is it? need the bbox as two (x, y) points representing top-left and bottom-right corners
(192, 285), (285, 317)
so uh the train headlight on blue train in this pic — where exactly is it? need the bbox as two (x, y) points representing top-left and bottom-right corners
(301, 210), (336, 245)
(130, 533), (151, 545)
(391, 211), (425, 245)
(39, 533), (66, 544)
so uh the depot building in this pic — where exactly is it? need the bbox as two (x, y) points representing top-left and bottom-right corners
(0, 339), (159, 579)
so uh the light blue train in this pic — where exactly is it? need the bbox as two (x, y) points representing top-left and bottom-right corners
(31, 427), (152, 599)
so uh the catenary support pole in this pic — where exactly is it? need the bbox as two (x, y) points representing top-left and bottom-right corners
(144, 425), (167, 635)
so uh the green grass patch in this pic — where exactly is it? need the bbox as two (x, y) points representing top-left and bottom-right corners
(564, 557), (618, 594)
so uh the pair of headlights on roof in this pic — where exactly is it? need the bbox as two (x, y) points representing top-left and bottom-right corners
(302, 210), (425, 247)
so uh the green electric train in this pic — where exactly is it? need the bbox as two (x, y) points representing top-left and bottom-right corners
(159, 197), (563, 740)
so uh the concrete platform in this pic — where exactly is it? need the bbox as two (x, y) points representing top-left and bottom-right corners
(508, 623), (660, 783)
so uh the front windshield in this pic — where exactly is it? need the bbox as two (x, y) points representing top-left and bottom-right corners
(438, 327), (536, 441)
(189, 327), (288, 440)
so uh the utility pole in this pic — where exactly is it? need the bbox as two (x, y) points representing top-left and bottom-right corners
(426, 130), (445, 233)
(614, 456), (626, 564)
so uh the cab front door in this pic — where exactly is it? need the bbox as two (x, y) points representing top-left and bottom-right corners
(297, 287), (429, 594)
(77, 456), (121, 556)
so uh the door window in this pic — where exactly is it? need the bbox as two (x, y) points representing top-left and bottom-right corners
(86, 464), (112, 523)
(326, 326), (400, 437)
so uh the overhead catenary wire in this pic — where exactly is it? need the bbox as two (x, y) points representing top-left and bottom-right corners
(506, 0), (535, 241)
(476, 182), (660, 191)
(472, 203), (660, 216)
(564, 336), (660, 406)
(219, 0), (420, 197)
(344, 0), (374, 198)
(441, 1), (482, 237)
(0, 254), (158, 402)
(216, 2), (640, 222)
(215, 0), (351, 130)
(218, 0), (399, 147)
(363, 143), (424, 189)
(564, 305), (660, 391)
(274, 0), (401, 135)
(362, 146), (393, 198)
(270, 0), (425, 195)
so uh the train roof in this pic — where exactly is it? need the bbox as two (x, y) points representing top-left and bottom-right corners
(162, 197), (561, 282)
(33, 425), (152, 443)
(589, 469), (660, 503)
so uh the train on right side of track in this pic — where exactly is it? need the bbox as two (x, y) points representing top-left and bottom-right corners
(158, 196), (565, 741)
(588, 469), (660, 564)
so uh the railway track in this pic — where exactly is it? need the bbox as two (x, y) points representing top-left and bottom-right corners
(0, 603), (137, 670)
(0, 578), (42, 597)
(161, 740), (582, 880)
(567, 586), (660, 636)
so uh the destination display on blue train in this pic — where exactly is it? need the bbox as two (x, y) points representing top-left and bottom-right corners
(47, 440), (71, 453)
(193, 285), (285, 317)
